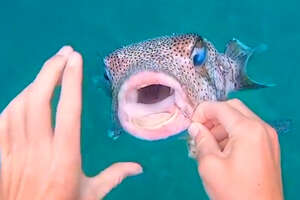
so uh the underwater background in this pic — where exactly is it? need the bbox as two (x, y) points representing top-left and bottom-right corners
(0, 0), (299, 199)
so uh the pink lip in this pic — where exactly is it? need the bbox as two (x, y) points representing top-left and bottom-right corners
(117, 71), (193, 140)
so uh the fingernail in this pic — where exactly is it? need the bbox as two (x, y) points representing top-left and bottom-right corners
(56, 45), (73, 56)
(68, 52), (82, 67)
(135, 166), (143, 175)
(188, 123), (201, 138)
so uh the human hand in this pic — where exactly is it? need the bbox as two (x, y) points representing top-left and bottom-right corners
(0, 46), (143, 200)
(188, 99), (283, 200)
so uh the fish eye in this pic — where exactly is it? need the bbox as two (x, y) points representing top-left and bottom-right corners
(192, 40), (207, 67)
(193, 48), (206, 66)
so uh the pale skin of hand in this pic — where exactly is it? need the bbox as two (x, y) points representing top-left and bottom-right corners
(0, 46), (143, 200)
(188, 99), (283, 200)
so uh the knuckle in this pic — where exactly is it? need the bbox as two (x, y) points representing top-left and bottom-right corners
(228, 98), (243, 106)
(252, 122), (266, 134)
(267, 126), (277, 135)
(230, 115), (248, 131)
(267, 126), (279, 143)
(235, 115), (247, 125)
(245, 121), (267, 142)
(219, 100), (234, 110)
(114, 174), (124, 186)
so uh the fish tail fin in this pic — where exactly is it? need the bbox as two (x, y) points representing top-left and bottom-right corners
(225, 39), (274, 90)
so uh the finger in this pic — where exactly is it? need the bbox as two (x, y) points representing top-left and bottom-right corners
(0, 114), (8, 196)
(82, 162), (143, 199)
(227, 100), (277, 147)
(0, 113), (4, 141)
(30, 46), (74, 100)
(226, 99), (261, 121)
(192, 101), (247, 137)
(0, 87), (28, 199)
(6, 92), (28, 148)
(27, 46), (74, 141)
(188, 123), (221, 160)
(219, 138), (229, 151)
(0, 147), (12, 198)
(0, 112), (9, 156)
(203, 120), (215, 129)
(54, 52), (82, 155)
(265, 125), (280, 164)
(6, 96), (27, 200)
(210, 125), (228, 142)
(1, 101), (27, 200)
(0, 85), (30, 151)
(0, 112), (11, 197)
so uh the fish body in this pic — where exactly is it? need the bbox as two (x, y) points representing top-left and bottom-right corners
(104, 34), (267, 140)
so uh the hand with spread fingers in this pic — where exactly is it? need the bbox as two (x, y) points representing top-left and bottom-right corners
(188, 99), (283, 200)
(0, 46), (143, 200)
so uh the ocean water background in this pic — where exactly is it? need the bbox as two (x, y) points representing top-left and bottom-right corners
(0, 0), (299, 199)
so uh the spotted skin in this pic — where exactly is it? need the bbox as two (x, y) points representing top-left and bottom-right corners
(104, 34), (224, 102)
(104, 33), (253, 138)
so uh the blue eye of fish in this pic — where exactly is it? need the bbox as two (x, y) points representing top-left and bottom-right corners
(193, 47), (207, 67)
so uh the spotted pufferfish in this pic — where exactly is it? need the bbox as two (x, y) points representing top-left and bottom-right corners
(102, 33), (289, 146)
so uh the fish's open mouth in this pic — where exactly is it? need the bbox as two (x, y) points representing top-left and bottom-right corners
(137, 84), (174, 104)
(118, 71), (193, 140)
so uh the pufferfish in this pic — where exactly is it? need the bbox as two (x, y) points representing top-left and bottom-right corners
(102, 33), (272, 141)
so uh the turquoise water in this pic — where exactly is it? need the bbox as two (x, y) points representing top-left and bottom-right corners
(0, 0), (299, 199)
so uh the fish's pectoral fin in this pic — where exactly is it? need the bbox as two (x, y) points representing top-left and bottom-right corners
(237, 75), (275, 90)
(92, 74), (113, 98)
(108, 129), (122, 140)
(225, 38), (274, 91)
(107, 99), (123, 140)
(225, 38), (254, 67)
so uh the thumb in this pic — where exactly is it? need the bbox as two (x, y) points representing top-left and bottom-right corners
(81, 162), (143, 199)
(188, 123), (221, 160)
